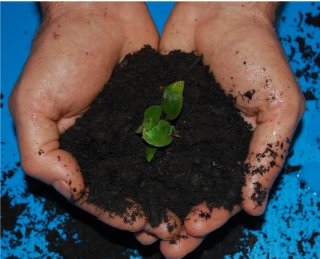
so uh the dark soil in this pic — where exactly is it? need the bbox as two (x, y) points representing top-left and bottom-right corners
(305, 12), (320, 28)
(1, 194), (26, 231)
(303, 89), (317, 100)
(279, 7), (319, 100)
(60, 46), (252, 227)
(0, 92), (3, 108)
(3, 5), (320, 258)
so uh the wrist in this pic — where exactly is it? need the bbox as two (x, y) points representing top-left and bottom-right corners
(173, 3), (278, 29)
(213, 3), (278, 24)
(40, 3), (149, 23)
(40, 3), (94, 19)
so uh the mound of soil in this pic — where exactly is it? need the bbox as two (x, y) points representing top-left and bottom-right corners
(60, 46), (252, 228)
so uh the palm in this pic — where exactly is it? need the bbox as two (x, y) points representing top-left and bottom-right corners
(195, 14), (304, 213)
(9, 3), (183, 237)
(158, 3), (305, 258)
(32, 18), (122, 135)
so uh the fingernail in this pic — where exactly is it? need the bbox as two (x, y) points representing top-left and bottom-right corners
(52, 180), (71, 200)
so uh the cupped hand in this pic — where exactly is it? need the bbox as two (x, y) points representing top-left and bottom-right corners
(9, 3), (181, 239)
(158, 3), (305, 258)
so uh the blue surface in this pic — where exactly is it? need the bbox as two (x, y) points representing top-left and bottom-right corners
(1, 2), (320, 258)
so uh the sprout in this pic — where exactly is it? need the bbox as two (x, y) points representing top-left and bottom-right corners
(136, 81), (185, 162)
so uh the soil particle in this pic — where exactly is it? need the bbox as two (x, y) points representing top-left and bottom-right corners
(246, 233), (258, 250)
(283, 164), (302, 173)
(199, 211), (211, 220)
(305, 12), (320, 27)
(303, 89), (317, 100)
(251, 182), (267, 207)
(243, 89), (256, 100)
(249, 165), (267, 176)
(1, 194), (26, 232)
(0, 93), (3, 108)
(308, 231), (319, 247)
(52, 31), (60, 40)
(280, 8), (319, 99)
(300, 181), (306, 189)
(60, 46), (252, 227)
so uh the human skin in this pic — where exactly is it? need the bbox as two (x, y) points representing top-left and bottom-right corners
(9, 3), (306, 258)
(9, 2), (181, 241)
(134, 3), (305, 258)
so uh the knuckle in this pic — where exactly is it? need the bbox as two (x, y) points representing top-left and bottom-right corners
(20, 158), (39, 177)
(242, 200), (266, 216)
(278, 90), (306, 122)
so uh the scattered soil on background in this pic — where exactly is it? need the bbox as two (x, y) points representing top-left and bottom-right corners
(2, 166), (309, 259)
(1, 173), (264, 259)
(3, 4), (320, 258)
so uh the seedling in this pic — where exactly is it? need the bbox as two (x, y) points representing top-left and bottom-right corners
(136, 81), (185, 162)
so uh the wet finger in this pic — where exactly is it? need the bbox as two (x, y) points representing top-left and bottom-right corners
(242, 118), (303, 216)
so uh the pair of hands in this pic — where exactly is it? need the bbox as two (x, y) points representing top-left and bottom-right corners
(9, 3), (305, 258)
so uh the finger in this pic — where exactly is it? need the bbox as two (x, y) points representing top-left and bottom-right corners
(8, 102), (85, 201)
(237, 67), (305, 215)
(75, 193), (147, 232)
(135, 230), (159, 245)
(242, 124), (300, 215)
(239, 50), (305, 216)
(143, 210), (182, 240)
(160, 227), (204, 259)
(184, 203), (241, 236)
(190, 12), (305, 216)
(159, 3), (198, 53)
(118, 3), (159, 57)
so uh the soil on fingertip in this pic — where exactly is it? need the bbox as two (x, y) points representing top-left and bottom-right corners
(60, 46), (252, 228)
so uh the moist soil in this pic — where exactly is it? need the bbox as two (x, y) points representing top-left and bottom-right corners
(3, 6), (320, 258)
(60, 46), (252, 227)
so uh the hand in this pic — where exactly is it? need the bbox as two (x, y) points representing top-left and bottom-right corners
(9, 3), (181, 240)
(157, 3), (305, 258)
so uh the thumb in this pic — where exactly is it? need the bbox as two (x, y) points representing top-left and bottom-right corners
(9, 93), (84, 200)
(242, 101), (304, 215)
(159, 4), (198, 53)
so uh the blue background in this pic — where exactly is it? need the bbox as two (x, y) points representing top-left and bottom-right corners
(1, 2), (320, 258)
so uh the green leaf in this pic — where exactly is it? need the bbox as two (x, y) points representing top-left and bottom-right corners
(162, 81), (184, 120)
(143, 105), (162, 130)
(142, 120), (173, 147)
(146, 146), (157, 162)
